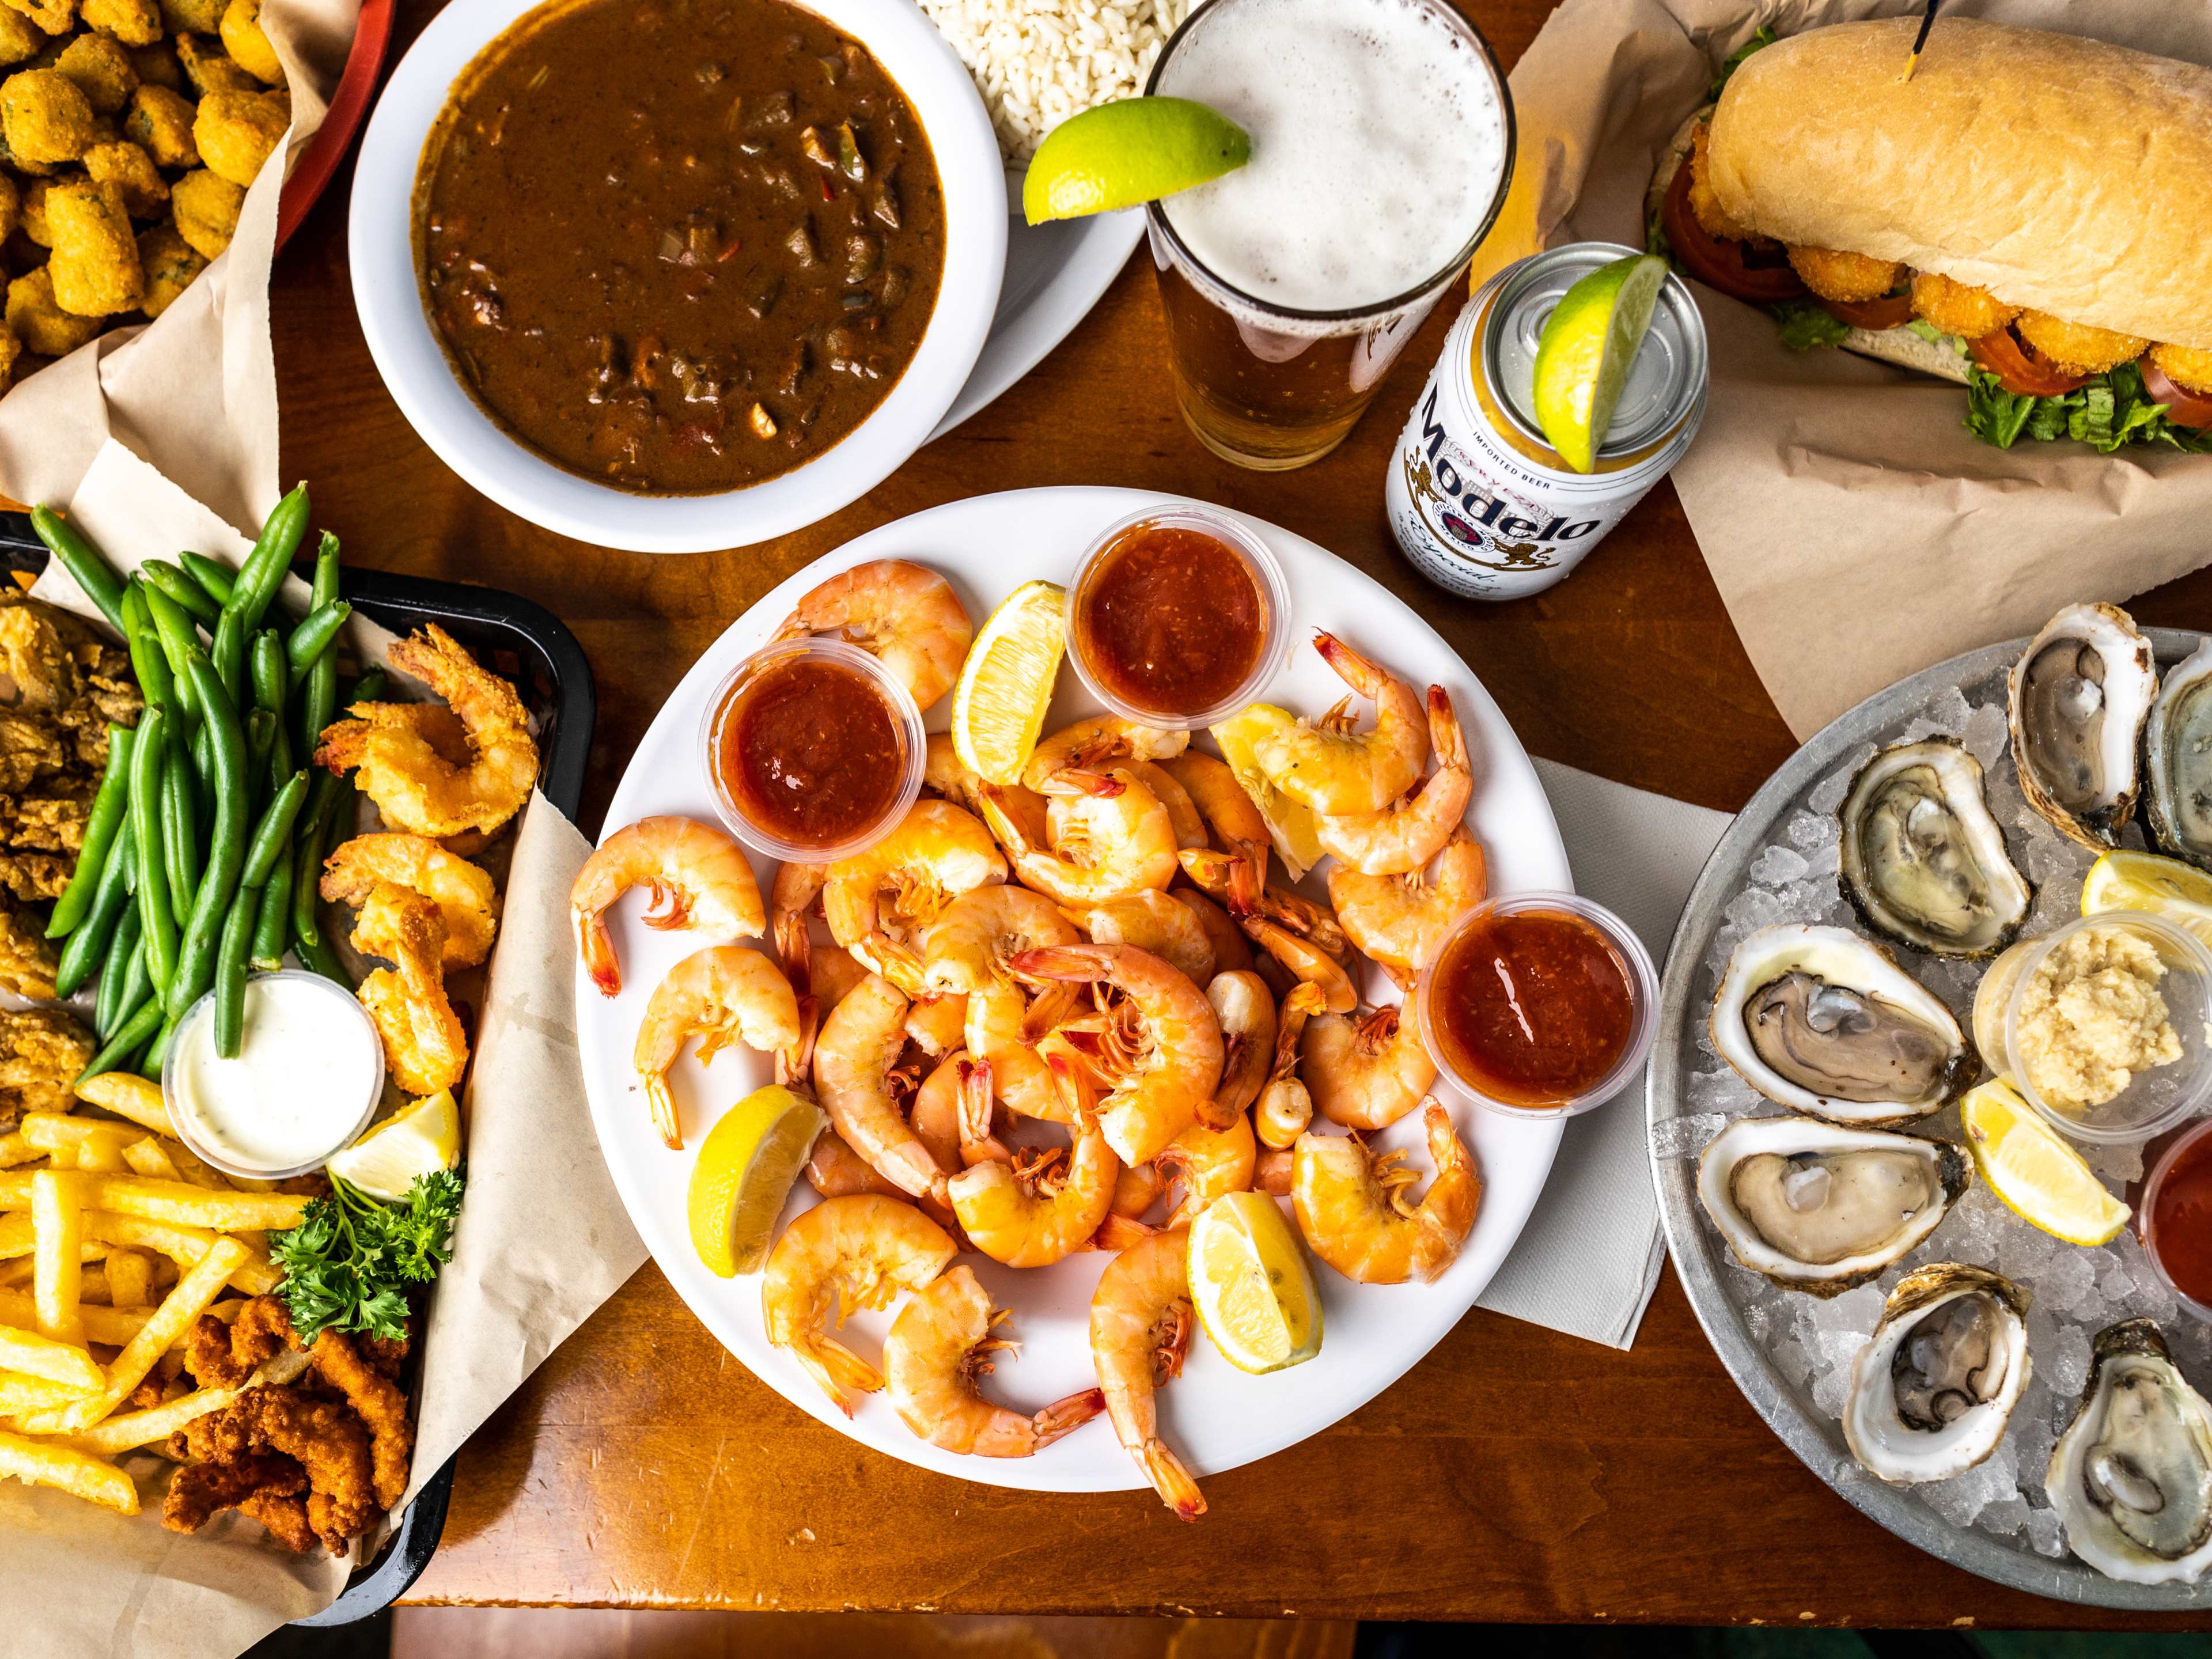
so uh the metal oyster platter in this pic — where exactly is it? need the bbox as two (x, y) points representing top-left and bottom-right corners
(1649, 624), (2212, 1609)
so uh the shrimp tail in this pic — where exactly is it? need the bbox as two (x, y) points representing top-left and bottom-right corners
(644, 1077), (684, 1151)
(1036, 1387), (1109, 1447)
(577, 914), (622, 997)
(1140, 1438), (1207, 1522)
(1091, 1213), (1158, 1252)
(801, 1339), (886, 1415)
(1005, 945), (1100, 984)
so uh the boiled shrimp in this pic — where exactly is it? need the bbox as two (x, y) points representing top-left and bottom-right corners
(1314, 687), (1472, 875)
(1172, 887), (1252, 976)
(1062, 890), (1214, 986)
(1089, 1228), (1205, 1521)
(1020, 717), (1187, 792)
(1244, 918), (1356, 1013)
(351, 887), (467, 1096)
(1253, 1149), (1292, 1196)
(824, 800), (1005, 992)
(1301, 1005), (1435, 1131)
(1252, 633), (1426, 815)
(804, 1126), (907, 1199)
(1009, 944), (1222, 1165)
(774, 559), (972, 711)
(1125, 760), (1206, 850)
(922, 733), (991, 816)
(811, 943), (870, 1011)
(813, 973), (950, 1203)
(771, 862), (828, 989)
(1159, 751), (1270, 876)
(1328, 830), (1487, 988)
(1111, 1157), (1165, 1221)
(1177, 849), (1349, 960)
(883, 1265), (1105, 1456)
(633, 947), (802, 1149)
(1291, 1102), (1479, 1285)
(570, 816), (766, 996)
(949, 1061), (1120, 1268)
(921, 884), (1080, 996)
(761, 1194), (957, 1414)
(964, 979), (1067, 1123)
(1203, 969), (1276, 1128)
(1254, 983), (1324, 1150)
(321, 832), (501, 969)
(908, 1051), (1004, 1171)
(1157, 1112), (1256, 1228)
(315, 624), (539, 838)
(905, 993), (968, 1057)
(982, 768), (1177, 906)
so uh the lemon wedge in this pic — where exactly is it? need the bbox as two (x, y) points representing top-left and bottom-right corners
(2081, 849), (2212, 949)
(952, 579), (1066, 786)
(1187, 1191), (1321, 1374)
(325, 1089), (461, 1202)
(1209, 705), (1321, 881)
(687, 1085), (827, 1277)
(1959, 1078), (2130, 1246)
(1021, 97), (1250, 226)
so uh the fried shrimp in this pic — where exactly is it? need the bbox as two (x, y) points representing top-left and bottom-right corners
(813, 972), (949, 1203)
(1160, 751), (1270, 875)
(633, 946), (803, 1148)
(320, 833), (501, 969)
(950, 1062), (1120, 1268)
(1314, 687), (1472, 875)
(883, 1264), (1106, 1456)
(774, 559), (972, 711)
(982, 767), (1179, 906)
(1090, 1227), (1205, 1521)
(1253, 634), (1427, 815)
(1009, 944), (1222, 1165)
(2014, 310), (2147, 376)
(1291, 1103), (1479, 1285)
(1203, 969), (1275, 1127)
(1783, 245), (1903, 305)
(1020, 715), (1188, 792)
(1157, 1112), (1256, 1229)
(1688, 120), (1753, 243)
(1062, 889), (1214, 985)
(823, 799), (1005, 991)
(351, 888), (467, 1096)
(2151, 342), (2212, 396)
(570, 816), (766, 996)
(1910, 271), (2019, 341)
(1328, 828), (1486, 988)
(921, 882), (1080, 996)
(760, 1194), (957, 1414)
(1300, 1005), (1435, 1131)
(315, 625), (539, 838)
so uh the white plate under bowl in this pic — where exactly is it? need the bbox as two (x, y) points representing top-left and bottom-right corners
(348, 0), (1004, 554)
(576, 486), (1573, 1495)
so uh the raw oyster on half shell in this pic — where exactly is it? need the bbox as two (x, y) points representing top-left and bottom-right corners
(1838, 740), (2032, 959)
(2145, 639), (2212, 873)
(2009, 602), (2157, 849)
(1842, 1263), (2031, 1486)
(2046, 1319), (2212, 1584)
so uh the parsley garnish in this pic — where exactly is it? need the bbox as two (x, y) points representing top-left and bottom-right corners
(270, 1168), (464, 1344)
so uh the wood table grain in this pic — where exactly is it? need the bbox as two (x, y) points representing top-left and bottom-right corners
(270, 0), (2212, 1628)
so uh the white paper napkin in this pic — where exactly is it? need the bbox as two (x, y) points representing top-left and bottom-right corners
(1475, 760), (1732, 1350)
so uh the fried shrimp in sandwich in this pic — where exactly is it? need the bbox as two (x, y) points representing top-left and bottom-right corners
(1648, 17), (2212, 451)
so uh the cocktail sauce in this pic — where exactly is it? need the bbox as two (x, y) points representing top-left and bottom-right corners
(713, 654), (903, 850)
(1428, 907), (1634, 1108)
(2147, 1128), (2212, 1308)
(1073, 521), (1264, 718)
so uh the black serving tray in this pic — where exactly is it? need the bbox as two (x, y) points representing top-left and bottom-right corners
(1, 513), (596, 1623)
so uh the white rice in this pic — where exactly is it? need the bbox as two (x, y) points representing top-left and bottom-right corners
(918, 0), (1194, 162)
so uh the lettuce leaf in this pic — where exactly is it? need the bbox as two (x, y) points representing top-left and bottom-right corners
(1770, 299), (1851, 351)
(1964, 362), (2212, 453)
(1709, 26), (1776, 100)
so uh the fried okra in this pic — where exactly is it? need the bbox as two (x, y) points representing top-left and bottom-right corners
(84, 138), (162, 214)
(2, 67), (91, 164)
(157, 0), (222, 31)
(192, 85), (280, 184)
(46, 176), (140, 312)
(0, 170), (15, 240)
(0, 9), (39, 65)
(124, 80), (192, 164)
(82, 0), (160, 46)
(6, 265), (100, 354)
(169, 162), (236, 257)
(55, 32), (134, 112)
(175, 32), (254, 94)
(17, 168), (50, 240)
(219, 0), (277, 82)
(2, 0), (76, 39)
(134, 218), (199, 315)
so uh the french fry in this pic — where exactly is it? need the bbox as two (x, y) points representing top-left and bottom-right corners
(0, 1429), (139, 1515)
(31, 1172), (85, 1346)
(59, 1178), (308, 1234)
(19, 1116), (147, 1176)
(73, 1074), (175, 1139)
(0, 1290), (155, 1350)
(0, 1370), (90, 1418)
(0, 1134), (36, 1169)
(119, 1139), (180, 1181)
(67, 1384), (239, 1455)
(104, 1249), (153, 1310)
(79, 1213), (281, 1296)
(0, 1326), (103, 1393)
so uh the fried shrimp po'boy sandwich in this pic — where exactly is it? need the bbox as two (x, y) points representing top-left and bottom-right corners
(1648, 16), (2212, 453)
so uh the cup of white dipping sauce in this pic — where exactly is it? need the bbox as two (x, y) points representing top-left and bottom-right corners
(164, 971), (386, 1179)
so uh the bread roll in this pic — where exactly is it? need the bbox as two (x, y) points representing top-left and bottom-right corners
(1706, 17), (2212, 349)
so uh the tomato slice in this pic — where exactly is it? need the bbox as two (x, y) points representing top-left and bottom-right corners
(1967, 328), (2092, 397)
(2142, 355), (2212, 430)
(1819, 293), (1914, 331)
(1658, 160), (1806, 305)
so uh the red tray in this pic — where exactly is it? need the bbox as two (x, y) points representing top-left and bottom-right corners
(275, 0), (397, 252)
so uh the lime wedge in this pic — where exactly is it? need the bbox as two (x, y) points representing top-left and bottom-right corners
(2081, 849), (2212, 949)
(1531, 253), (1669, 474)
(1022, 97), (1250, 226)
(325, 1089), (460, 1202)
(952, 579), (1066, 786)
(1187, 1191), (1320, 1374)
(1960, 1078), (2131, 1247)
(687, 1084), (828, 1277)
(1209, 705), (1321, 881)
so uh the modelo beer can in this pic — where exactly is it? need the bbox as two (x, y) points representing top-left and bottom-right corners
(1386, 242), (1707, 601)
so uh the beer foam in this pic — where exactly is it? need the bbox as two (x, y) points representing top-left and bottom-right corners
(1154, 0), (1506, 315)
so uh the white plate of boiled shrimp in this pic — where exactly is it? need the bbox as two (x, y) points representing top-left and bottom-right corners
(573, 486), (1573, 1506)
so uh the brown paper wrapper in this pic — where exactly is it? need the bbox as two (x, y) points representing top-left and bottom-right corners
(1493, 0), (2212, 738)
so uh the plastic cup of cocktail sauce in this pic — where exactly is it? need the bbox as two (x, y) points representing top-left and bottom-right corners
(701, 637), (925, 863)
(1064, 502), (1292, 730)
(2139, 1116), (2212, 1324)
(1415, 891), (1658, 1120)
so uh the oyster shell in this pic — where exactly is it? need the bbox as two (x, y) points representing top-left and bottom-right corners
(2009, 602), (2157, 849)
(2047, 1319), (2212, 1584)
(1842, 1263), (2030, 1485)
(2144, 639), (2212, 873)
(1694, 1115), (1969, 1296)
(1838, 740), (2032, 959)
(1711, 925), (1974, 1126)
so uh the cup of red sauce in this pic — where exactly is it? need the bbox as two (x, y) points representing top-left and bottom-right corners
(702, 637), (925, 861)
(1065, 503), (1291, 728)
(1416, 892), (1659, 1119)
(2140, 1117), (2212, 1323)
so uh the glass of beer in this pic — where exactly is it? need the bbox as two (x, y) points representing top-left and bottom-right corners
(1143, 0), (1516, 470)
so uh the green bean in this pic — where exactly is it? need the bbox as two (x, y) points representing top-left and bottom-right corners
(119, 585), (176, 720)
(46, 723), (133, 938)
(141, 560), (221, 627)
(29, 506), (126, 634)
(293, 923), (350, 988)
(166, 653), (248, 1018)
(179, 551), (235, 607)
(344, 667), (389, 710)
(214, 889), (258, 1059)
(77, 993), (162, 1086)
(298, 537), (342, 761)
(251, 628), (287, 715)
(141, 581), (204, 724)
(222, 486), (311, 637)
(130, 706), (177, 997)
(252, 847), (293, 973)
(161, 745), (197, 931)
(97, 904), (143, 1036)
(141, 1005), (184, 1077)
(291, 771), (348, 947)
(241, 771), (308, 889)
(55, 832), (134, 1000)
(283, 601), (350, 683)
(212, 609), (247, 719)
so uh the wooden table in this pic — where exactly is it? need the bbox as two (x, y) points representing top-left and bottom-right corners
(268, 0), (2212, 1629)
